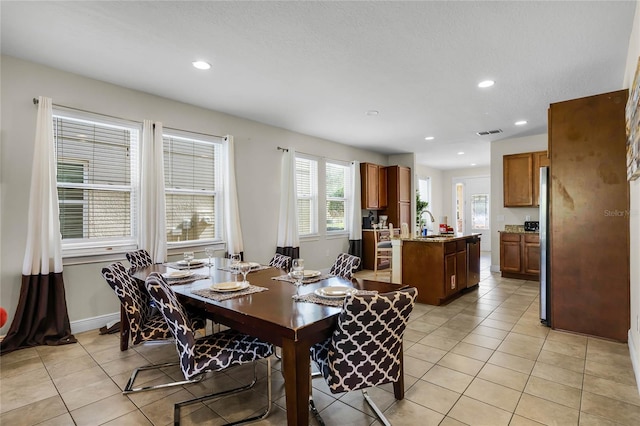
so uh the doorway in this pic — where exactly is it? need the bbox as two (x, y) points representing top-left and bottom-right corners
(453, 176), (491, 252)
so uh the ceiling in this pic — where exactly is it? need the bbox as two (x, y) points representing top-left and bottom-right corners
(1, 1), (635, 170)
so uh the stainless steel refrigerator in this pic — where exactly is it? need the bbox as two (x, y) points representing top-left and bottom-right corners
(539, 166), (551, 326)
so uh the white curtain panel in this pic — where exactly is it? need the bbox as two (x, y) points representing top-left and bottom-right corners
(276, 148), (300, 248)
(223, 135), (244, 255)
(348, 160), (362, 240)
(22, 96), (63, 275)
(140, 120), (167, 263)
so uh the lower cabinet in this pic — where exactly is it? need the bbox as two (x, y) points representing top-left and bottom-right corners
(500, 232), (539, 280)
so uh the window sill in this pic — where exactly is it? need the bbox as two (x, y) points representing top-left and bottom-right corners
(325, 232), (349, 240)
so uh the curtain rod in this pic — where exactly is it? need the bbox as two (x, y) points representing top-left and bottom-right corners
(277, 146), (289, 152)
(33, 98), (224, 139)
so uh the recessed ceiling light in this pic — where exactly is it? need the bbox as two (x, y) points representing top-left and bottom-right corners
(470, 163), (477, 166)
(478, 80), (495, 88)
(424, 136), (435, 140)
(457, 151), (465, 155)
(192, 61), (211, 70)
(365, 110), (379, 116)
(515, 120), (528, 126)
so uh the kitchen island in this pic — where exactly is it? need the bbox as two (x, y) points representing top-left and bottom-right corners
(400, 234), (481, 305)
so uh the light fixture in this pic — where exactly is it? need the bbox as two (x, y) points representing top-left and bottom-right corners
(478, 80), (495, 88)
(471, 163), (477, 166)
(365, 110), (379, 116)
(192, 61), (211, 70)
(515, 120), (528, 126)
(457, 151), (465, 155)
(424, 136), (435, 141)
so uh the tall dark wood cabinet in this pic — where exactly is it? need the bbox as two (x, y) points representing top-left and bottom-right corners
(549, 90), (630, 342)
(384, 165), (411, 229)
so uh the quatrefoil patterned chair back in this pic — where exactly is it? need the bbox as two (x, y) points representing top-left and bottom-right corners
(269, 253), (292, 271)
(310, 287), (417, 393)
(126, 249), (153, 271)
(329, 253), (361, 279)
(101, 262), (171, 345)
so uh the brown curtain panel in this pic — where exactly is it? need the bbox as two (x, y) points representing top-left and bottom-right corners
(277, 246), (300, 260)
(1, 273), (76, 354)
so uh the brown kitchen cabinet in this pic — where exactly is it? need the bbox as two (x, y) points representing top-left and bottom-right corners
(384, 165), (411, 228)
(500, 232), (539, 280)
(503, 151), (548, 207)
(402, 236), (478, 305)
(360, 162), (387, 210)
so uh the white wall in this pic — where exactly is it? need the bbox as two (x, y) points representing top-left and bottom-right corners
(489, 134), (548, 271)
(623, 0), (640, 394)
(0, 55), (388, 333)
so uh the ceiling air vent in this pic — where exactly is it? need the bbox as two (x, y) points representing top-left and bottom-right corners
(476, 129), (503, 136)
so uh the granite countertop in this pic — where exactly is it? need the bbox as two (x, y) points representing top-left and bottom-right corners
(403, 233), (481, 243)
(501, 225), (539, 234)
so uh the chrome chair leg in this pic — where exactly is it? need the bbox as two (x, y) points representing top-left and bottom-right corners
(362, 389), (392, 426)
(123, 362), (204, 394)
(174, 358), (272, 425)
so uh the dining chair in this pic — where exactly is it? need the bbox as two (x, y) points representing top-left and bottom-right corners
(309, 287), (417, 426)
(268, 253), (292, 271)
(328, 252), (361, 280)
(125, 249), (153, 271)
(373, 226), (393, 277)
(145, 272), (274, 425)
(101, 262), (206, 393)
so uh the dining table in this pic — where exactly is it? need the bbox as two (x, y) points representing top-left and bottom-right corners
(130, 257), (408, 426)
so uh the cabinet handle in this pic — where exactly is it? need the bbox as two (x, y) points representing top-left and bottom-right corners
(451, 275), (456, 289)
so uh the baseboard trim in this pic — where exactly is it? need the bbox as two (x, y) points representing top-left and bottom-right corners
(71, 312), (119, 335)
(628, 329), (640, 396)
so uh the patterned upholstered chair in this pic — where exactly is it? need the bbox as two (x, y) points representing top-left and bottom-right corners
(125, 249), (153, 271)
(101, 262), (205, 393)
(145, 272), (274, 425)
(309, 287), (417, 425)
(269, 253), (292, 271)
(329, 253), (361, 280)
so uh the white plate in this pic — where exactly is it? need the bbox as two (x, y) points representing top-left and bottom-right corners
(289, 270), (322, 279)
(314, 286), (356, 299)
(210, 281), (250, 292)
(178, 259), (206, 266)
(163, 271), (194, 279)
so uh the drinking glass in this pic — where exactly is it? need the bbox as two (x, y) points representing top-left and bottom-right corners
(205, 247), (215, 266)
(291, 258), (305, 295)
(229, 254), (241, 276)
(238, 262), (251, 284)
(183, 251), (194, 271)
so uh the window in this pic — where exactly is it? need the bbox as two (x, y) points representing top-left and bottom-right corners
(471, 194), (490, 229)
(325, 161), (350, 233)
(295, 156), (318, 236)
(163, 132), (223, 245)
(53, 112), (140, 255)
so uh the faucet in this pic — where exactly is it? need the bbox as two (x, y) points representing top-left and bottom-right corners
(422, 210), (435, 223)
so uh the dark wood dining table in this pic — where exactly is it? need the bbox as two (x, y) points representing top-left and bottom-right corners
(130, 258), (407, 426)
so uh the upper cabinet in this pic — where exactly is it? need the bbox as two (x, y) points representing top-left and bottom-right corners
(360, 162), (387, 210)
(503, 150), (548, 207)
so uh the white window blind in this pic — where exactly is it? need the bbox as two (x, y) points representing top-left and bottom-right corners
(325, 161), (350, 232)
(53, 112), (140, 254)
(163, 133), (222, 245)
(296, 156), (318, 236)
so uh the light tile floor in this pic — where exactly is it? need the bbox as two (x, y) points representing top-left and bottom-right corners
(1, 253), (639, 425)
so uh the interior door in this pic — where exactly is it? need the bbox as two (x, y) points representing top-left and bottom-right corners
(455, 176), (491, 252)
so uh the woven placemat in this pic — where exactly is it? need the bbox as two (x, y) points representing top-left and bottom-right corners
(217, 264), (271, 273)
(272, 273), (331, 285)
(163, 261), (210, 270)
(293, 290), (378, 307)
(163, 273), (209, 285)
(192, 285), (269, 301)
